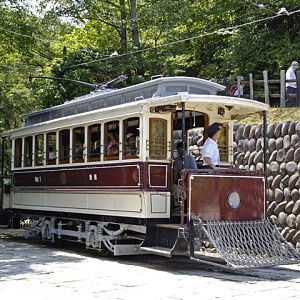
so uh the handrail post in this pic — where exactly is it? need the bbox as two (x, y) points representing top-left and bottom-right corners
(280, 70), (286, 107)
(296, 70), (300, 107)
(263, 71), (270, 105)
(249, 73), (253, 99)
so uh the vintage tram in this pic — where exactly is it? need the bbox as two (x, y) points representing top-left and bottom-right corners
(1, 76), (300, 268)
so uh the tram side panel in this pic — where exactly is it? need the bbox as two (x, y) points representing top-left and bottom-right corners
(11, 162), (171, 220)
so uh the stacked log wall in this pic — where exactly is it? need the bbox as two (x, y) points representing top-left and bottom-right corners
(233, 121), (300, 251)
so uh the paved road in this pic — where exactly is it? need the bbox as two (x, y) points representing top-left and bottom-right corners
(0, 230), (300, 300)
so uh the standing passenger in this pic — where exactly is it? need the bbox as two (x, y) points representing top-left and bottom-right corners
(286, 61), (299, 106)
(201, 122), (227, 169)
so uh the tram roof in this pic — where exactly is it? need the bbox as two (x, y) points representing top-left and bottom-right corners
(22, 76), (225, 126)
(3, 76), (269, 137)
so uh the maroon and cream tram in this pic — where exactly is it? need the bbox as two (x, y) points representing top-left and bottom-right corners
(2, 76), (300, 268)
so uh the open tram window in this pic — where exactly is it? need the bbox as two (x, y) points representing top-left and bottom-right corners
(104, 121), (119, 160)
(24, 136), (33, 167)
(149, 118), (167, 160)
(46, 132), (56, 165)
(14, 138), (22, 168)
(59, 129), (70, 164)
(35, 134), (44, 166)
(72, 127), (85, 163)
(88, 124), (101, 162)
(123, 117), (139, 159)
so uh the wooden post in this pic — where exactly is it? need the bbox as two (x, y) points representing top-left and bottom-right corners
(280, 70), (286, 108)
(249, 73), (253, 100)
(296, 70), (300, 107)
(263, 70), (270, 105)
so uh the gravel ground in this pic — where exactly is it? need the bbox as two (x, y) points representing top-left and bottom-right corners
(0, 229), (300, 300)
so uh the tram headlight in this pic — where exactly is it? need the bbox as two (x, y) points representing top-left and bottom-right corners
(227, 191), (241, 209)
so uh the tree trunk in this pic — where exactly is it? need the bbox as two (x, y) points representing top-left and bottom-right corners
(130, 0), (144, 76)
(119, 0), (127, 53)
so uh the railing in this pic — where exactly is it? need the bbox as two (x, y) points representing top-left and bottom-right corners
(225, 70), (300, 107)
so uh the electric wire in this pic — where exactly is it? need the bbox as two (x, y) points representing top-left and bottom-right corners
(63, 8), (300, 70)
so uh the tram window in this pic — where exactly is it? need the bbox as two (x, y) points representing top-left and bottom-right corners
(88, 124), (101, 162)
(59, 129), (70, 164)
(149, 118), (167, 160)
(104, 121), (119, 160)
(35, 134), (44, 166)
(46, 132), (56, 165)
(165, 85), (187, 95)
(73, 127), (85, 163)
(24, 136), (33, 167)
(14, 138), (22, 168)
(123, 117), (139, 159)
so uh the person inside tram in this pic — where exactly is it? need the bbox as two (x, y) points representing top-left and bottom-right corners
(91, 141), (101, 156)
(173, 141), (197, 183)
(126, 132), (137, 156)
(107, 132), (119, 156)
(201, 122), (227, 169)
(48, 146), (56, 161)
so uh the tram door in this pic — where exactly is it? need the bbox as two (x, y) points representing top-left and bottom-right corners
(171, 111), (207, 211)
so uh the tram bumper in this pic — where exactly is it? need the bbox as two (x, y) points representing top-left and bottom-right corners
(192, 219), (300, 268)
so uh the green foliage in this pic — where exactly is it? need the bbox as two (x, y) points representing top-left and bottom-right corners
(0, 0), (299, 133)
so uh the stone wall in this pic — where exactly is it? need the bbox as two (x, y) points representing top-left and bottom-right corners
(233, 121), (300, 250)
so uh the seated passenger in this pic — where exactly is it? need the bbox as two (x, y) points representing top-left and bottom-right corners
(107, 132), (119, 156)
(126, 133), (137, 156)
(173, 141), (197, 183)
(91, 141), (101, 156)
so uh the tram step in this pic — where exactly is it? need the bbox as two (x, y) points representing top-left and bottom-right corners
(140, 224), (188, 257)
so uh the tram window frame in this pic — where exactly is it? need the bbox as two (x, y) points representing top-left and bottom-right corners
(123, 117), (139, 159)
(149, 118), (167, 160)
(219, 126), (229, 162)
(72, 127), (85, 163)
(35, 134), (44, 166)
(87, 124), (101, 162)
(104, 121), (119, 161)
(59, 129), (70, 164)
(14, 138), (22, 168)
(24, 136), (33, 167)
(46, 132), (57, 165)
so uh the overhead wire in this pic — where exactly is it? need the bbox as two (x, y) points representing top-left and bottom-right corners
(0, 7), (299, 72)
(63, 8), (300, 70)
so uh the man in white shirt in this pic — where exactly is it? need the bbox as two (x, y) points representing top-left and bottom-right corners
(202, 122), (225, 169)
(286, 61), (299, 106)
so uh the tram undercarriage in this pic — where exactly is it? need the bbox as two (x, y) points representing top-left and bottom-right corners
(21, 212), (300, 269)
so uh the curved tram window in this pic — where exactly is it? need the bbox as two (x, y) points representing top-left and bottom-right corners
(24, 136), (33, 167)
(149, 118), (167, 160)
(73, 127), (85, 163)
(104, 121), (119, 160)
(46, 132), (56, 165)
(35, 134), (44, 166)
(14, 138), (22, 168)
(123, 117), (139, 159)
(59, 129), (70, 164)
(88, 124), (101, 162)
